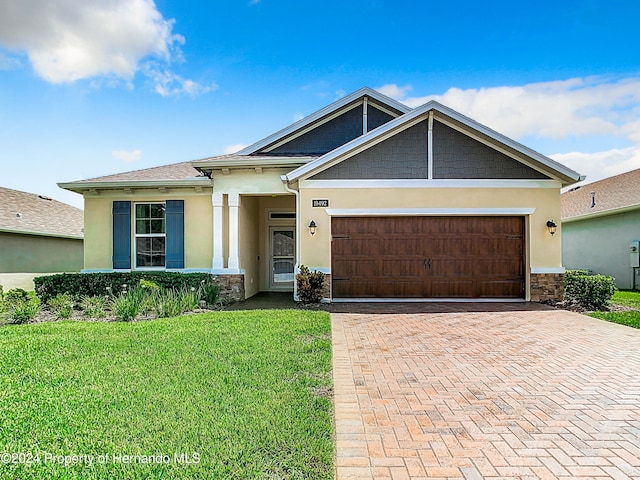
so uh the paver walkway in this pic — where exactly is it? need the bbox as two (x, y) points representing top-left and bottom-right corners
(332, 303), (640, 479)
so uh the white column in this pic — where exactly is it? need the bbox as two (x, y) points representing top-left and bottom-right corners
(212, 192), (224, 270)
(227, 192), (240, 270)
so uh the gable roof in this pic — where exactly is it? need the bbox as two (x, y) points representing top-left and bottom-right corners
(283, 100), (584, 186)
(236, 87), (411, 156)
(0, 186), (84, 239)
(562, 168), (640, 221)
(58, 161), (211, 193)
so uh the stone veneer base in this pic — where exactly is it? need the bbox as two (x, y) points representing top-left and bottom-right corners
(212, 274), (245, 302)
(530, 273), (564, 302)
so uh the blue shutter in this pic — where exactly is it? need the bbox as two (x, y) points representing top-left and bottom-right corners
(112, 201), (131, 269)
(165, 200), (184, 269)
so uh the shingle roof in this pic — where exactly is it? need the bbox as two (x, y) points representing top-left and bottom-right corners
(70, 161), (201, 183)
(561, 168), (640, 220)
(0, 186), (84, 238)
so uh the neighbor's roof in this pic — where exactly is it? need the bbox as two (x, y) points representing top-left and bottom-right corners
(0, 186), (84, 239)
(562, 168), (640, 221)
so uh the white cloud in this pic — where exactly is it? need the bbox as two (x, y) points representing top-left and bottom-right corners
(112, 149), (142, 163)
(0, 0), (213, 96)
(552, 145), (640, 186)
(143, 63), (218, 97)
(223, 144), (248, 154)
(376, 77), (640, 143)
(376, 77), (640, 183)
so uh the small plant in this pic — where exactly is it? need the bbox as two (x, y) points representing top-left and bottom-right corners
(199, 279), (221, 308)
(154, 289), (184, 318)
(564, 270), (616, 310)
(140, 279), (161, 291)
(3, 289), (41, 324)
(48, 293), (75, 319)
(296, 265), (325, 305)
(80, 295), (108, 319)
(180, 287), (201, 312)
(110, 287), (149, 322)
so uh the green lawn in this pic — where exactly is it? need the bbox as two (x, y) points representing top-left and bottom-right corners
(590, 290), (640, 329)
(0, 310), (333, 479)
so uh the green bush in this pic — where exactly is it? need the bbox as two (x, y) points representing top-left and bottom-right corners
(564, 270), (616, 310)
(48, 293), (75, 319)
(80, 295), (108, 319)
(3, 289), (41, 324)
(296, 265), (325, 305)
(34, 272), (215, 303)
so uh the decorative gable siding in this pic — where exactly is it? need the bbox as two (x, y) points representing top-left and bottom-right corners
(432, 121), (549, 179)
(311, 120), (429, 179)
(265, 105), (364, 156)
(367, 106), (395, 132)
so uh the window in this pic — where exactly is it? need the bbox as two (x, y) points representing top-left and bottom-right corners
(135, 203), (166, 267)
(112, 200), (184, 270)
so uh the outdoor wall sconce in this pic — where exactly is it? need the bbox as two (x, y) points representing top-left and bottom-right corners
(546, 220), (557, 236)
(308, 220), (317, 236)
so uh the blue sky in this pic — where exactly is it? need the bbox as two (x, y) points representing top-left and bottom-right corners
(1, 0), (639, 209)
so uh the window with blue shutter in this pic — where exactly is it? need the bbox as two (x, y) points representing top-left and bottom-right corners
(112, 201), (131, 269)
(165, 200), (185, 269)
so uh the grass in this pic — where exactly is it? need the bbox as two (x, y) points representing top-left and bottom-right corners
(0, 310), (333, 479)
(589, 290), (640, 329)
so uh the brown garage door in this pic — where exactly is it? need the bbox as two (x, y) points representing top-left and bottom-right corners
(331, 216), (524, 298)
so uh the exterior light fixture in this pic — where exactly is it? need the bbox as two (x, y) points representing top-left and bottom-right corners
(546, 220), (557, 236)
(308, 220), (317, 236)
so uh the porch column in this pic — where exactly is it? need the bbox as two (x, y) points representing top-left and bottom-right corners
(228, 192), (240, 270)
(212, 192), (224, 270)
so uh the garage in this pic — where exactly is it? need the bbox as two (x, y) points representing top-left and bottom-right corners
(331, 216), (525, 299)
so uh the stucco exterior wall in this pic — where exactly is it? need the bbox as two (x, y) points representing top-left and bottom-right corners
(239, 196), (260, 298)
(0, 231), (83, 273)
(297, 184), (562, 278)
(563, 209), (640, 289)
(83, 190), (213, 271)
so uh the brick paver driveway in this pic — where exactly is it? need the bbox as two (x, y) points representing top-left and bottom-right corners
(331, 303), (640, 479)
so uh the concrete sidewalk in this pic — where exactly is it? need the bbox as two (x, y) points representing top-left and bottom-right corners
(332, 304), (640, 479)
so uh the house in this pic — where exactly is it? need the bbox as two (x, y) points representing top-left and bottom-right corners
(562, 168), (640, 289)
(59, 87), (583, 302)
(0, 186), (84, 290)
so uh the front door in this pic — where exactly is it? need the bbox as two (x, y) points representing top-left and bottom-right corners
(270, 227), (295, 290)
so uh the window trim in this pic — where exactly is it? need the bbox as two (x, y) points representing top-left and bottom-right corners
(133, 201), (167, 270)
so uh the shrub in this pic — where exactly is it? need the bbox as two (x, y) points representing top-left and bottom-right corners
(111, 287), (150, 322)
(48, 293), (75, 319)
(199, 279), (221, 307)
(3, 289), (41, 324)
(80, 295), (108, 319)
(154, 289), (184, 318)
(181, 287), (201, 312)
(564, 270), (616, 310)
(296, 265), (325, 305)
(34, 272), (214, 304)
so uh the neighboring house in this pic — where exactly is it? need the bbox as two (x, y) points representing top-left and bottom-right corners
(59, 87), (583, 302)
(0, 186), (84, 290)
(562, 168), (640, 289)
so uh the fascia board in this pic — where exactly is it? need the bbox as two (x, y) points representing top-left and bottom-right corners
(237, 87), (411, 156)
(0, 227), (83, 240)
(562, 204), (640, 223)
(193, 157), (313, 169)
(57, 179), (212, 193)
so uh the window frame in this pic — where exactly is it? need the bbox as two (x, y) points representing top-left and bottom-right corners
(133, 201), (167, 269)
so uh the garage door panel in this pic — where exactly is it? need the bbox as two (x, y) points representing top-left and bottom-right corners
(331, 216), (524, 299)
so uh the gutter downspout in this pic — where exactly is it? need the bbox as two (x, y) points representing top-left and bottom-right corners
(281, 174), (300, 301)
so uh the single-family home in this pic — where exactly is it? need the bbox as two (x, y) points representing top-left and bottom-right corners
(59, 87), (583, 302)
(562, 168), (640, 289)
(0, 186), (84, 290)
